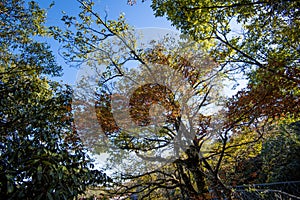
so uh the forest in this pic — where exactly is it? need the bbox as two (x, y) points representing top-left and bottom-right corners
(1, 0), (300, 199)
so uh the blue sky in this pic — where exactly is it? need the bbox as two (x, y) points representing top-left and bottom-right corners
(41, 0), (173, 28)
(38, 0), (174, 84)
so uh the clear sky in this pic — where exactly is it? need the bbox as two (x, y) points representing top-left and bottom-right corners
(38, 0), (175, 85)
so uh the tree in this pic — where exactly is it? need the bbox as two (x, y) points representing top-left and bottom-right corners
(0, 1), (109, 199)
(51, 0), (232, 198)
(97, 38), (223, 199)
(52, 0), (300, 199)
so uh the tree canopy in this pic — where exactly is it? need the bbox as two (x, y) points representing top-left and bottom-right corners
(149, 0), (300, 122)
(2, 0), (299, 199)
(47, 0), (300, 198)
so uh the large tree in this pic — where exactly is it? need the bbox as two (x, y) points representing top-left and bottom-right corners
(0, 1), (108, 199)
(51, 0), (300, 199)
(50, 0), (231, 198)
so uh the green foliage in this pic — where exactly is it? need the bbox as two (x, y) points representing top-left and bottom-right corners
(217, 129), (263, 186)
(261, 122), (300, 182)
(150, 0), (300, 123)
(216, 121), (300, 186)
(0, 0), (109, 199)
